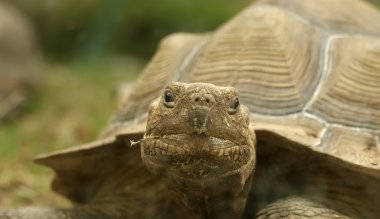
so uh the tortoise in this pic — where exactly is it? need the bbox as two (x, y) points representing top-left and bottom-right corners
(2, 0), (380, 218)
(0, 1), (41, 121)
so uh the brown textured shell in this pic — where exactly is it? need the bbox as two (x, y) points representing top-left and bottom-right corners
(108, 0), (380, 175)
(35, 0), (380, 217)
(0, 2), (41, 120)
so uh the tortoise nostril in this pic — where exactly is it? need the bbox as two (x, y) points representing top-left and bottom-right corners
(191, 92), (216, 106)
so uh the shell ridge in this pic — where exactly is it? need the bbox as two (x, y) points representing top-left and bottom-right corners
(302, 35), (335, 112)
(174, 34), (211, 82)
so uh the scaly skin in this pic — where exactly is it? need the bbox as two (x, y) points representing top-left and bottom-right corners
(141, 82), (256, 218)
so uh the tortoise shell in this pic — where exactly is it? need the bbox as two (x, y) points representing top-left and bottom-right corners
(107, 0), (380, 174)
(0, 2), (41, 120)
(35, 0), (380, 218)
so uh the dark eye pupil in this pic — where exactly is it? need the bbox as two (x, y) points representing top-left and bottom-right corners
(164, 90), (174, 102)
(228, 97), (239, 115)
(231, 97), (239, 109)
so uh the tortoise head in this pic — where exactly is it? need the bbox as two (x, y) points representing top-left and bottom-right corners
(141, 82), (256, 198)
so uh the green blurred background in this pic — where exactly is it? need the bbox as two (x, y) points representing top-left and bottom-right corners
(1, 0), (380, 208)
(8, 0), (254, 60)
(6, 0), (380, 60)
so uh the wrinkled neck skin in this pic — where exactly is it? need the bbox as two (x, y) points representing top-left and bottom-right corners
(144, 131), (256, 219)
(169, 164), (254, 219)
(142, 128), (256, 218)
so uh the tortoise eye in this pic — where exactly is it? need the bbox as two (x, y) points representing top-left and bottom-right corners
(228, 96), (239, 115)
(163, 90), (174, 108)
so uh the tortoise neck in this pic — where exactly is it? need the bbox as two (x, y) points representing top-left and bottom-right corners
(170, 173), (253, 219)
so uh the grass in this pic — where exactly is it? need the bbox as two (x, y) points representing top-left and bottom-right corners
(0, 55), (144, 208)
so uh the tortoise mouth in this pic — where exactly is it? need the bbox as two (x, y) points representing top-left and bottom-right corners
(141, 134), (252, 179)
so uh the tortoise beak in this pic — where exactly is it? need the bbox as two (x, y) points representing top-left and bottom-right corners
(193, 106), (210, 134)
(190, 89), (216, 134)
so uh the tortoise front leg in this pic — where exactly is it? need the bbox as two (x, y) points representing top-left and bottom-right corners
(256, 196), (350, 219)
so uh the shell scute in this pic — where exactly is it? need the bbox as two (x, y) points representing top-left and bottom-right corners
(306, 37), (380, 130)
(183, 5), (328, 115)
